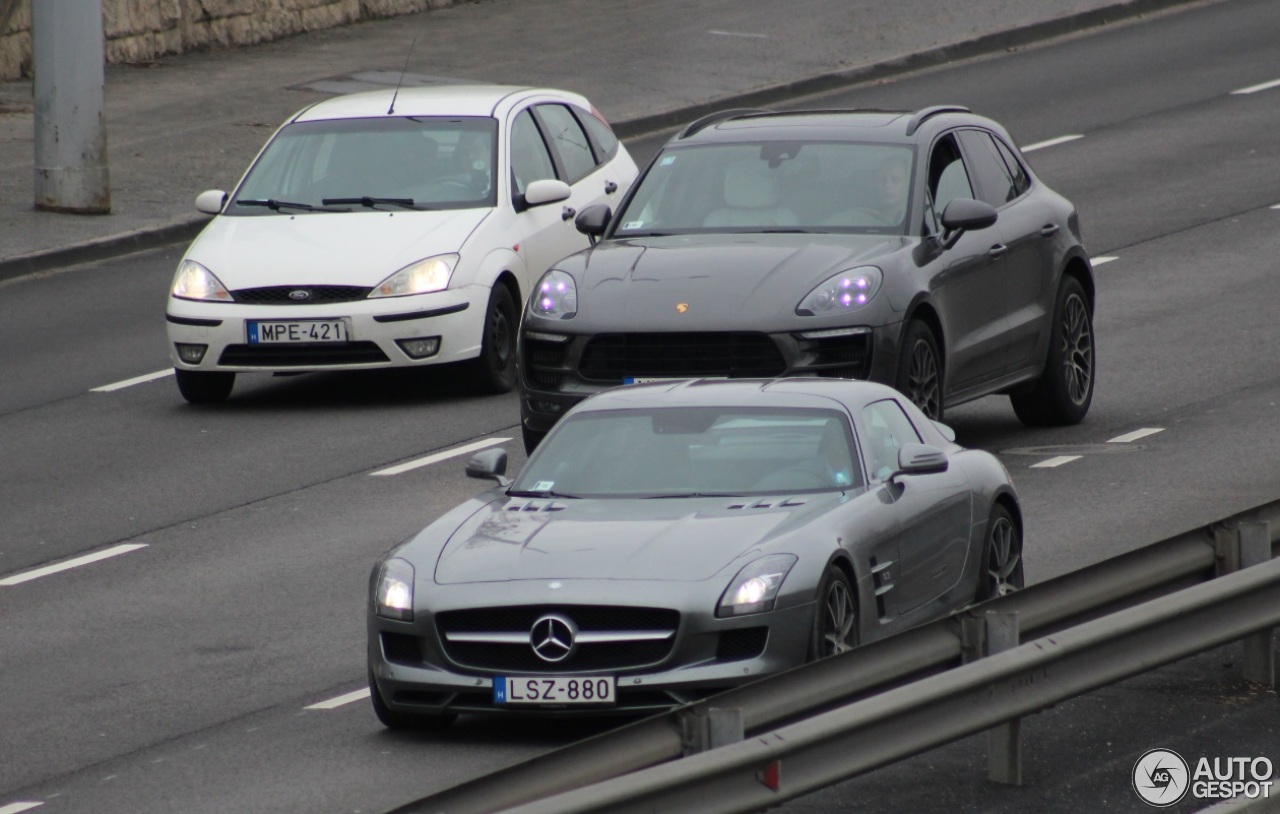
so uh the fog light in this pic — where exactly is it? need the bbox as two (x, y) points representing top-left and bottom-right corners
(528, 399), (563, 414)
(175, 343), (207, 364)
(396, 337), (441, 359)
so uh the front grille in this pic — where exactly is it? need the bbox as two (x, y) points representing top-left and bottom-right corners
(521, 337), (569, 389)
(231, 285), (372, 305)
(806, 332), (873, 379)
(218, 341), (389, 366)
(436, 605), (680, 674)
(578, 332), (785, 382)
(716, 627), (769, 662)
(381, 632), (424, 665)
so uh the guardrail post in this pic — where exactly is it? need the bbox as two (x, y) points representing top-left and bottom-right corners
(983, 611), (1023, 785)
(681, 707), (744, 756)
(1237, 522), (1275, 689)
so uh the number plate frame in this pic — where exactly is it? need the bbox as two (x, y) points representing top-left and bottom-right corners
(494, 675), (617, 706)
(247, 319), (349, 344)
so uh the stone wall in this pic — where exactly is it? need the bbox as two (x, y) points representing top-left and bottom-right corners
(0, 0), (454, 81)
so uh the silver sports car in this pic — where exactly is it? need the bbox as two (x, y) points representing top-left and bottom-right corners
(367, 378), (1022, 728)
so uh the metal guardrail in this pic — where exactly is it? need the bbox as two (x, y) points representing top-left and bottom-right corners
(394, 499), (1280, 814)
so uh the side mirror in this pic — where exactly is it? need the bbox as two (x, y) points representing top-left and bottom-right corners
(938, 198), (997, 249)
(523, 179), (572, 208)
(889, 443), (948, 482)
(465, 448), (510, 487)
(575, 204), (611, 245)
(195, 189), (228, 215)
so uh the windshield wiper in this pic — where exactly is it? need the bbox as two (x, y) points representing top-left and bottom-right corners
(236, 198), (352, 213)
(642, 492), (744, 499)
(322, 196), (433, 210)
(507, 489), (583, 499)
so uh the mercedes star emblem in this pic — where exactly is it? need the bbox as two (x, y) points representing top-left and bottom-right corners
(530, 613), (577, 663)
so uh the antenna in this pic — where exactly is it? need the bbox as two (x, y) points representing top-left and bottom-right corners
(387, 36), (418, 115)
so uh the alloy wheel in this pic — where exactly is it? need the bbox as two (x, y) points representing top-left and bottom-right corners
(1061, 293), (1093, 405)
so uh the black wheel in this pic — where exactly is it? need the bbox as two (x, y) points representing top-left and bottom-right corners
(807, 565), (857, 661)
(369, 672), (456, 732)
(895, 320), (943, 421)
(978, 503), (1024, 602)
(521, 423), (546, 455)
(174, 368), (235, 404)
(469, 283), (518, 394)
(1010, 276), (1094, 426)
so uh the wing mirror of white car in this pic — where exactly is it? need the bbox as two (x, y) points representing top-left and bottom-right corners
(931, 420), (957, 443)
(938, 198), (998, 249)
(465, 448), (511, 487)
(889, 443), (949, 482)
(523, 179), (572, 208)
(575, 204), (612, 245)
(195, 189), (228, 215)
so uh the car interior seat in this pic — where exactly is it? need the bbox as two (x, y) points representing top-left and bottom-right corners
(703, 159), (799, 228)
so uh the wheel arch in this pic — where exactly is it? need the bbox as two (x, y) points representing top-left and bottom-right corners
(1064, 254), (1096, 313)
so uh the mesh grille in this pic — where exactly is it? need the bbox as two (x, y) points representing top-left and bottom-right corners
(578, 332), (785, 382)
(715, 627), (769, 662)
(521, 337), (569, 389)
(231, 285), (372, 305)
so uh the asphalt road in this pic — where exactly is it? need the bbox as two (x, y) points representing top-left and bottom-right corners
(2, 1), (1279, 812)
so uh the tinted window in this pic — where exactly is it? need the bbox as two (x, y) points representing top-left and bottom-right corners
(957, 129), (1018, 207)
(992, 136), (1031, 197)
(509, 109), (557, 196)
(927, 135), (974, 233)
(861, 399), (922, 481)
(536, 104), (598, 184)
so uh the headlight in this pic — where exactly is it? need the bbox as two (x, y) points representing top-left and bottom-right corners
(529, 269), (577, 319)
(374, 558), (415, 621)
(716, 554), (797, 617)
(171, 259), (232, 302)
(368, 254), (457, 298)
(796, 266), (882, 315)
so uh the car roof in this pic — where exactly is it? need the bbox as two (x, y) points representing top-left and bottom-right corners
(571, 377), (908, 414)
(669, 105), (992, 145)
(290, 84), (576, 122)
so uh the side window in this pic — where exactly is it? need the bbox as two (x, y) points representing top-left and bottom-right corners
(575, 107), (620, 163)
(992, 136), (1031, 198)
(926, 135), (974, 233)
(535, 104), (598, 184)
(956, 129), (1018, 207)
(861, 399), (923, 482)
(509, 109), (557, 197)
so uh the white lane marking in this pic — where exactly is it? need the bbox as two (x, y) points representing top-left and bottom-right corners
(306, 688), (370, 710)
(0, 804), (45, 814)
(1031, 455), (1082, 469)
(370, 437), (512, 477)
(1020, 135), (1084, 153)
(708, 30), (768, 38)
(1109, 427), (1164, 443)
(1091, 256), (1118, 267)
(1232, 78), (1280, 95)
(1272, 204), (1280, 210)
(0, 544), (148, 587)
(92, 369), (173, 392)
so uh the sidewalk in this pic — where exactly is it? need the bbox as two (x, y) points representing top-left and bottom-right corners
(0, 0), (1204, 281)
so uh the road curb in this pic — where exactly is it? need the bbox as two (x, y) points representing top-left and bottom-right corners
(0, 0), (1210, 283)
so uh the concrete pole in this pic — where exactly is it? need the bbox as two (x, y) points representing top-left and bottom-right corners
(32, 0), (111, 213)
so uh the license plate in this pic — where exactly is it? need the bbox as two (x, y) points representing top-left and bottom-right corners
(247, 319), (348, 344)
(494, 676), (616, 706)
(624, 375), (720, 385)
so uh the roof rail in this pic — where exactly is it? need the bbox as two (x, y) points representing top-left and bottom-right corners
(904, 105), (971, 136)
(677, 108), (772, 139)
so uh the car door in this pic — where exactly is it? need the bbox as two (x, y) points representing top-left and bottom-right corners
(923, 133), (1009, 395)
(858, 398), (972, 618)
(955, 128), (1053, 376)
(507, 106), (578, 287)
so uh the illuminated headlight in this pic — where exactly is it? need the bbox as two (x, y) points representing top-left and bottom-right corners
(529, 270), (577, 319)
(171, 259), (232, 302)
(369, 254), (458, 299)
(716, 554), (797, 618)
(375, 558), (415, 622)
(796, 266), (882, 315)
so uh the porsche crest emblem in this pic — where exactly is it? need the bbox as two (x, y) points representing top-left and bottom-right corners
(675, 303), (690, 314)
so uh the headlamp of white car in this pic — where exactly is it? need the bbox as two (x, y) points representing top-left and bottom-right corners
(529, 269), (577, 319)
(796, 266), (883, 315)
(716, 554), (797, 617)
(171, 259), (232, 302)
(374, 558), (415, 622)
(368, 254), (458, 299)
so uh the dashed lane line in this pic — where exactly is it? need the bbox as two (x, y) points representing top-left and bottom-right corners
(1232, 78), (1280, 95)
(1109, 428), (1164, 443)
(1021, 134), (1083, 153)
(0, 544), (148, 587)
(1091, 256), (1118, 266)
(1030, 455), (1082, 469)
(306, 688), (371, 710)
(92, 368), (173, 392)
(0, 803), (44, 814)
(370, 437), (512, 477)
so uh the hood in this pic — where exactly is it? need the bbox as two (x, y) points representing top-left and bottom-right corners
(571, 234), (908, 330)
(433, 495), (837, 584)
(185, 209), (489, 288)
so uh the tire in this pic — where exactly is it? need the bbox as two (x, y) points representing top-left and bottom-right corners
(469, 283), (518, 395)
(1010, 276), (1094, 426)
(807, 565), (857, 661)
(978, 503), (1024, 602)
(894, 320), (943, 422)
(369, 671), (457, 732)
(174, 368), (235, 404)
(521, 423), (546, 455)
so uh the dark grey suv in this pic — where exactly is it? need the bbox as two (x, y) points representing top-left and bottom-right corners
(518, 106), (1095, 451)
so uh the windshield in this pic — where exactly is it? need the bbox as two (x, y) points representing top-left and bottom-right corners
(512, 406), (863, 498)
(229, 116), (497, 214)
(614, 141), (915, 236)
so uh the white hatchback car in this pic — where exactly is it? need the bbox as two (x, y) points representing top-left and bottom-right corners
(166, 85), (637, 403)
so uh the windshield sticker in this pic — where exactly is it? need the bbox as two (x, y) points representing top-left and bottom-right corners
(659, 155), (677, 166)
(622, 220), (645, 230)
(531, 481), (556, 492)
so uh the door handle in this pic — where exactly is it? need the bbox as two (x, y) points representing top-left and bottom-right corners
(1039, 224), (1060, 237)
(988, 244), (1008, 258)
(562, 206), (577, 221)
(605, 180), (618, 194)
